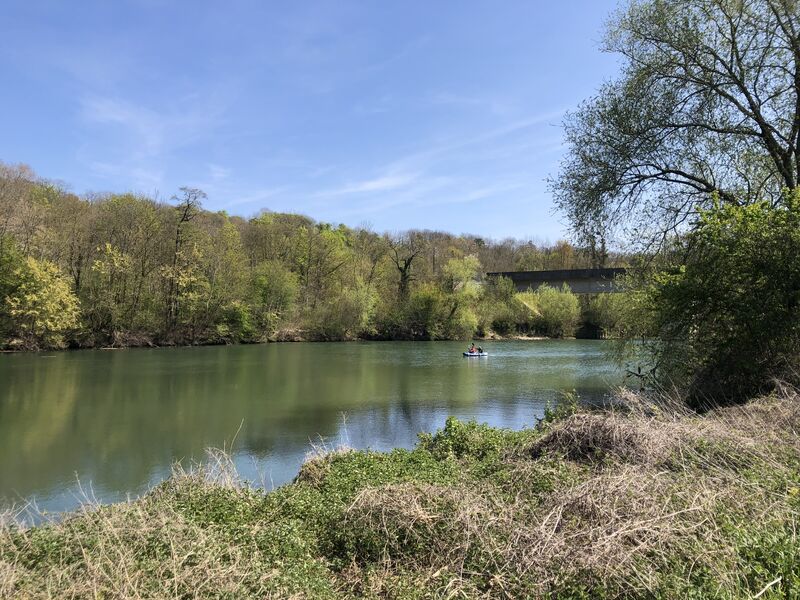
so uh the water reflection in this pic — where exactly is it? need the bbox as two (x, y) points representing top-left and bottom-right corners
(0, 340), (621, 514)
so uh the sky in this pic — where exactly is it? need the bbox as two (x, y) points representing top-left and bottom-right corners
(0, 1), (620, 241)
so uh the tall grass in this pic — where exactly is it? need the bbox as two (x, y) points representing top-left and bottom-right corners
(2, 389), (799, 598)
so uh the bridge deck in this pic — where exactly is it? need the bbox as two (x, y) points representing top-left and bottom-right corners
(486, 267), (626, 294)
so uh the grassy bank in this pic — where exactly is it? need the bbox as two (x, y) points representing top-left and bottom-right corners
(2, 391), (800, 599)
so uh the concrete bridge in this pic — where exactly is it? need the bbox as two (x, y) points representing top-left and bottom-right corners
(486, 267), (627, 294)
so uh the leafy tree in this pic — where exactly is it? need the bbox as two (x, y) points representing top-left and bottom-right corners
(442, 254), (481, 293)
(85, 242), (134, 339)
(297, 223), (350, 309)
(251, 260), (299, 335)
(164, 188), (204, 331)
(404, 283), (448, 339)
(309, 284), (376, 340)
(199, 217), (249, 331)
(586, 291), (648, 339)
(0, 236), (23, 339)
(0, 163), (629, 347)
(534, 285), (580, 338)
(4, 256), (80, 348)
(216, 300), (254, 343)
(646, 190), (800, 405)
(553, 0), (800, 246)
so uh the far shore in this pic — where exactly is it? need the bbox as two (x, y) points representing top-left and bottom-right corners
(0, 332), (572, 354)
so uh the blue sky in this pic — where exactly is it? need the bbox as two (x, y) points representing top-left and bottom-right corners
(1, 1), (620, 241)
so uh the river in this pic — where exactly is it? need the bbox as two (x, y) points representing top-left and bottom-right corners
(0, 340), (622, 516)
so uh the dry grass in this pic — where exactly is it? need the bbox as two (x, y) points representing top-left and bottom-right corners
(339, 391), (800, 597)
(2, 494), (271, 598)
(295, 445), (355, 487)
(0, 452), (320, 599)
(2, 392), (799, 598)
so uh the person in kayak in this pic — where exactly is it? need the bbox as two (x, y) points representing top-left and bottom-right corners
(468, 343), (477, 354)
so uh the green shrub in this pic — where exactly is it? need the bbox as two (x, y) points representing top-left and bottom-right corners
(647, 190), (800, 404)
(308, 286), (376, 340)
(404, 283), (448, 339)
(419, 416), (510, 460)
(4, 256), (80, 349)
(534, 284), (580, 337)
(216, 300), (255, 342)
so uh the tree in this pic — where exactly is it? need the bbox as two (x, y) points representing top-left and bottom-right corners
(164, 188), (204, 331)
(4, 256), (80, 348)
(296, 223), (350, 309)
(441, 254), (481, 293)
(86, 242), (134, 339)
(387, 232), (426, 301)
(645, 190), (800, 405)
(251, 260), (299, 335)
(534, 284), (581, 338)
(553, 0), (800, 246)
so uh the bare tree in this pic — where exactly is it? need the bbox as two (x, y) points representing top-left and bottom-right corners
(387, 232), (426, 301)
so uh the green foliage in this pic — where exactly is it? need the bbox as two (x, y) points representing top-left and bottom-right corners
(553, 0), (800, 248)
(216, 300), (255, 342)
(647, 192), (800, 404)
(0, 237), (22, 339)
(482, 274), (516, 304)
(404, 283), (448, 339)
(0, 163), (628, 347)
(534, 284), (580, 338)
(441, 254), (480, 292)
(540, 389), (580, 427)
(418, 416), (512, 460)
(85, 242), (134, 337)
(584, 289), (655, 344)
(4, 256), (80, 348)
(308, 284), (376, 340)
(251, 260), (299, 335)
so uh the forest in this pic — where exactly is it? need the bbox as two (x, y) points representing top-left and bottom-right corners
(0, 162), (622, 350)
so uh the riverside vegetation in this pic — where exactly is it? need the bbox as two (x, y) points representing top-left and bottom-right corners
(0, 162), (620, 351)
(1, 387), (799, 598)
(5, 0), (800, 596)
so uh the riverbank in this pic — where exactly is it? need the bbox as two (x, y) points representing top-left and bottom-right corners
(0, 329), (553, 352)
(4, 389), (797, 598)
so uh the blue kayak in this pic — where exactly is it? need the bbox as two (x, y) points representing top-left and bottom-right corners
(463, 352), (488, 357)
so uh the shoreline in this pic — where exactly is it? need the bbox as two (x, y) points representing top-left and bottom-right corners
(2, 390), (797, 597)
(0, 332), (562, 354)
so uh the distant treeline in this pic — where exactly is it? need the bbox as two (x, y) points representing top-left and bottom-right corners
(0, 162), (625, 350)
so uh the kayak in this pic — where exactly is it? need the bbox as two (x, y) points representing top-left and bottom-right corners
(463, 352), (489, 357)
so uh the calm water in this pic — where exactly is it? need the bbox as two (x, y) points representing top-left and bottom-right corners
(0, 340), (621, 515)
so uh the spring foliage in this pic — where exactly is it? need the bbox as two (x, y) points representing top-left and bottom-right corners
(4, 256), (80, 349)
(645, 191), (800, 404)
(0, 162), (610, 348)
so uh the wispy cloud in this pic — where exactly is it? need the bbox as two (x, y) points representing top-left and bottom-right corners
(382, 108), (568, 173)
(296, 105), (567, 229)
(80, 94), (227, 158)
(81, 96), (166, 156)
(424, 91), (515, 116)
(219, 186), (291, 210)
(316, 172), (420, 197)
(208, 164), (231, 181)
(77, 91), (231, 192)
(86, 160), (164, 191)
